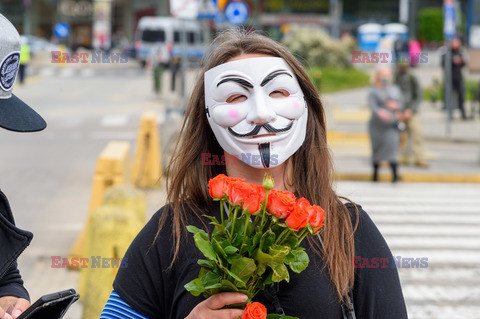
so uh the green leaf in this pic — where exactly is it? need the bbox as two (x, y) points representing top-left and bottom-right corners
(212, 238), (228, 259)
(193, 233), (216, 261)
(256, 263), (266, 276)
(286, 248), (310, 273)
(268, 244), (291, 263)
(197, 259), (213, 269)
(231, 257), (257, 282)
(184, 278), (205, 296)
(224, 246), (238, 254)
(202, 271), (222, 290)
(227, 253), (242, 265)
(283, 235), (299, 249)
(218, 264), (246, 287)
(260, 229), (276, 252)
(220, 279), (240, 292)
(248, 232), (263, 255)
(270, 262), (290, 283)
(253, 248), (273, 264)
(203, 214), (220, 225)
(186, 225), (208, 239)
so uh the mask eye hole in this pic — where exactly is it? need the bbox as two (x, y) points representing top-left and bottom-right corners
(269, 89), (290, 98)
(226, 94), (247, 104)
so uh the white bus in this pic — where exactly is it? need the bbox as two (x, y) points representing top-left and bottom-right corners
(134, 16), (209, 67)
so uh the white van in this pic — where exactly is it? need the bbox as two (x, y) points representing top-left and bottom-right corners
(134, 16), (209, 67)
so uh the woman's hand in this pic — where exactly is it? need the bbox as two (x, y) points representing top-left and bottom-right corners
(0, 297), (30, 319)
(185, 292), (247, 319)
(377, 109), (392, 122)
(385, 100), (399, 111)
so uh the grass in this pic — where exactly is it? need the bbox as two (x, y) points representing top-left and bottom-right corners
(307, 66), (370, 93)
(423, 79), (480, 102)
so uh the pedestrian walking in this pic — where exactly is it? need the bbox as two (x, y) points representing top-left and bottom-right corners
(100, 29), (407, 319)
(368, 66), (404, 182)
(442, 38), (468, 120)
(18, 37), (30, 85)
(148, 43), (170, 95)
(0, 13), (47, 319)
(394, 63), (428, 168)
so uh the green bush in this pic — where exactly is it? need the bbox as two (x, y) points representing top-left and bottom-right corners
(418, 8), (443, 43)
(283, 28), (355, 69)
(307, 67), (370, 93)
(423, 79), (480, 102)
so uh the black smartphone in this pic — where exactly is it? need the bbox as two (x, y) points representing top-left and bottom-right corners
(17, 289), (79, 319)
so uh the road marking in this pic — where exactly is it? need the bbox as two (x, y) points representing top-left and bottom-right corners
(385, 236), (480, 249)
(89, 132), (136, 140)
(101, 114), (128, 127)
(370, 214), (480, 224)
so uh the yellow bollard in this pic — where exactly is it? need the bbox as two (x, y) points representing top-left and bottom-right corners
(132, 111), (162, 188)
(79, 201), (144, 319)
(69, 141), (131, 261)
(58, 44), (66, 67)
(102, 184), (146, 225)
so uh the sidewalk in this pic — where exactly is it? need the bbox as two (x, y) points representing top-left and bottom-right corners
(323, 87), (480, 183)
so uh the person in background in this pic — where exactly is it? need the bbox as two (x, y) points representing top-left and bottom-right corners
(394, 63), (428, 168)
(442, 38), (468, 120)
(0, 14), (47, 319)
(18, 37), (31, 85)
(368, 66), (404, 182)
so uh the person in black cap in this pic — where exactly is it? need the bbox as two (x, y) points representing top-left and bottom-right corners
(0, 13), (47, 319)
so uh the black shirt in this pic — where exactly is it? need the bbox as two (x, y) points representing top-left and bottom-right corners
(113, 201), (408, 319)
(0, 189), (32, 301)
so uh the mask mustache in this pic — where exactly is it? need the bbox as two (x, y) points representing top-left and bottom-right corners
(228, 121), (293, 138)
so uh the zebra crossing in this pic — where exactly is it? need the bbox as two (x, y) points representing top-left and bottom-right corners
(29, 66), (144, 78)
(336, 181), (480, 319)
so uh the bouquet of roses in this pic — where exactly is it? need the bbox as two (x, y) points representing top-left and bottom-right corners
(185, 174), (325, 319)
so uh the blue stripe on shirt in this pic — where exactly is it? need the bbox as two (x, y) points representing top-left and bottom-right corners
(100, 290), (150, 319)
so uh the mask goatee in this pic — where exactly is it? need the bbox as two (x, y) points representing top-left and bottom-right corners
(259, 143), (270, 168)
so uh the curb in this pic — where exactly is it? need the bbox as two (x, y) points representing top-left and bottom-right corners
(336, 173), (480, 183)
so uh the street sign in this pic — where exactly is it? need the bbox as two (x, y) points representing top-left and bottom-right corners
(197, 0), (217, 19)
(444, 1), (456, 39)
(170, 0), (199, 19)
(224, 1), (249, 26)
(53, 22), (70, 39)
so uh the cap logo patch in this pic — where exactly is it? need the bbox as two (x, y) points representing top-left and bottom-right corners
(0, 51), (20, 91)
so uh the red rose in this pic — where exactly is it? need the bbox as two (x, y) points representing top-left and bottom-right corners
(227, 181), (263, 214)
(266, 189), (296, 219)
(307, 205), (325, 229)
(241, 302), (267, 319)
(285, 197), (310, 230)
(208, 174), (229, 199)
(227, 180), (250, 206)
(243, 192), (262, 214)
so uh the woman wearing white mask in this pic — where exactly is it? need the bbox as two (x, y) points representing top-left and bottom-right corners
(100, 30), (407, 319)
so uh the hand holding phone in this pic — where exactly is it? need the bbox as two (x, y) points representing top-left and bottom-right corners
(17, 289), (79, 319)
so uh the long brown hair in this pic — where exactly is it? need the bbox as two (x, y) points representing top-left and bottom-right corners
(159, 29), (358, 302)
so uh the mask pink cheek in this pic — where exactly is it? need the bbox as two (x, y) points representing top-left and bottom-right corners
(228, 109), (239, 119)
(292, 100), (300, 108)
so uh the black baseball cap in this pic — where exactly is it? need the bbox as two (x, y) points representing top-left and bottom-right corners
(0, 13), (46, 132)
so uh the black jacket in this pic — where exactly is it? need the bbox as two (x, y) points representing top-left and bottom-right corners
(0, 189), (32, 300)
